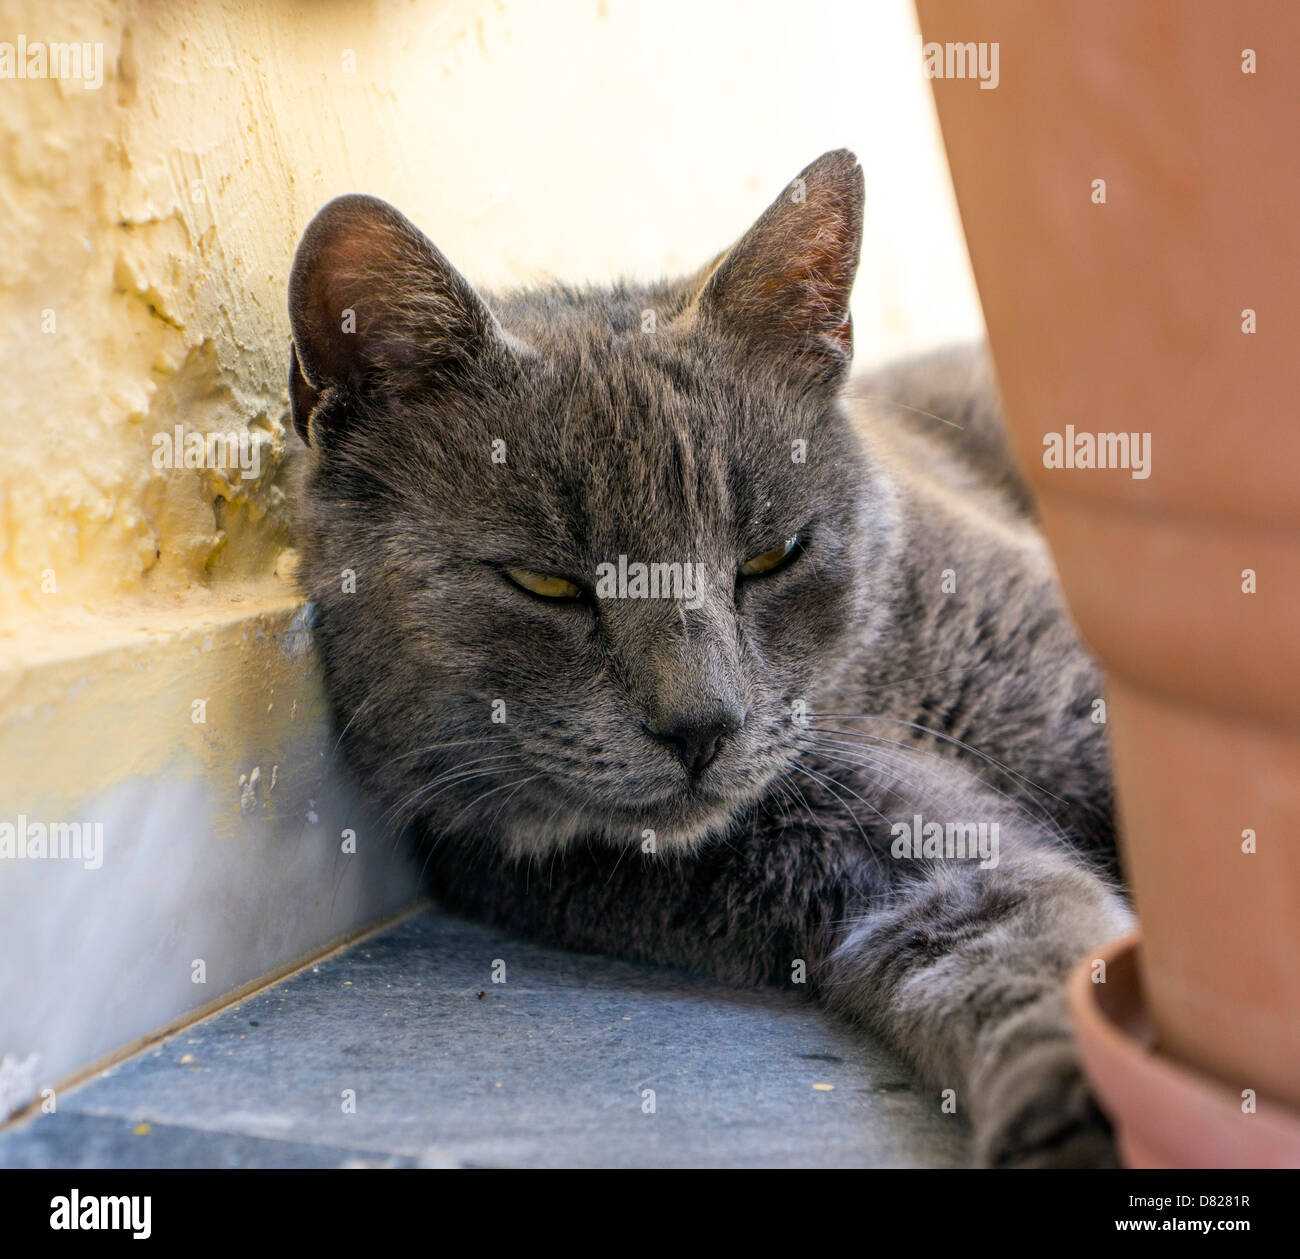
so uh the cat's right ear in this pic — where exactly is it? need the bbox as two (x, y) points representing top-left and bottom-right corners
(288, 194), (509, 445)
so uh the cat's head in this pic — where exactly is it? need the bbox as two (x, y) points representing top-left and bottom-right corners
(290, 150), (899, 857)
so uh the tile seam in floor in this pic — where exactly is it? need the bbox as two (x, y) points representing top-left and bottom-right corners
(2, 906), (966, 1168)
(0, 899), (430, 1136)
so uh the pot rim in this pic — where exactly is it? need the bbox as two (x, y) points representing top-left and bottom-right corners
(1068, 931), (1300, 1167)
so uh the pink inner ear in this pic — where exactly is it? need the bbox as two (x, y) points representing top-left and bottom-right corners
(698, 154), (862, 363)
(790, 207), (857, 331)
(755, 238), (854, 352)
(315, 226), (390, 339)
(325, 219), (398, 304)
(297, 215), (419, 385)
(827, 315), (853, 352)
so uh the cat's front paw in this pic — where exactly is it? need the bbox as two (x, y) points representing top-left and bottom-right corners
(973, 1041), (1118, 1169)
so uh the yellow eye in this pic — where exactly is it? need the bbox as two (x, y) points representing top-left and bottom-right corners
(505, 567), (583, 599)
(740, 536), (799, 578)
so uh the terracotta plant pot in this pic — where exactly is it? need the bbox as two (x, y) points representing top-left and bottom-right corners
(1069, 934), (1300, 1168)
(915, 0), (1300, 1162)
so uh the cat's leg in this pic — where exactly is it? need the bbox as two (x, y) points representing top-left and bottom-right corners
(822, 838), (1132, 1167)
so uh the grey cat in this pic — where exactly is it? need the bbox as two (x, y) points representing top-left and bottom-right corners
(288, 150), (1133, 1167)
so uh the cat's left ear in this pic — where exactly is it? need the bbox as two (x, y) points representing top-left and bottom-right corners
(694, 150), (864, 384)
(288, 194), (512, 445)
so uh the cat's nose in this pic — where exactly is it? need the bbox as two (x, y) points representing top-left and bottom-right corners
(646, 710), (745, 778)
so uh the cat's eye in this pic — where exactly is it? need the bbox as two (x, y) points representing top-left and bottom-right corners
(739, 536), (800, 578)
(504, 566), (583, 599)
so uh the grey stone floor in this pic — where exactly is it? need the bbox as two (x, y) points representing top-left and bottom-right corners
(0, 907), (966, 1168)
